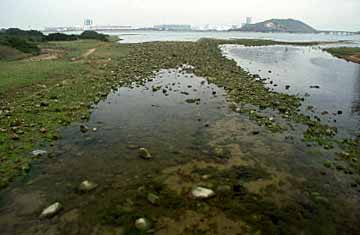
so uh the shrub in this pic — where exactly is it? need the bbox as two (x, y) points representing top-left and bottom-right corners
(4, 28), (45, 42)
(79, 31), (109, 41)
(3, 37), (40, 55)
(46, 33), (79, 41)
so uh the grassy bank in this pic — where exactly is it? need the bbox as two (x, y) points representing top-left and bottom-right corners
(325, 47), (360, 64)
(0, 38), (358, 190)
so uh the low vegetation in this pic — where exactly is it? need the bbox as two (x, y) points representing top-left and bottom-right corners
(0, 28), (109, 60)
(46, 33), (78, 41)
(325, 47), (360, 63)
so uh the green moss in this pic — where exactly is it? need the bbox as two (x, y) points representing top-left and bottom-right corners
(325, 47), (360, 57)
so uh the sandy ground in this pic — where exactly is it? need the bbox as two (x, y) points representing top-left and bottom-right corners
(347, 54), (360, 64)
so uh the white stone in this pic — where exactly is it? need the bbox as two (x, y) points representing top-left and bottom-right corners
(191, 187), (215, 199)
(78, 180), (98, 192)
(40, 202), (63, 219)
(135, 218), (150, 231)
(31, 150), (47, 157)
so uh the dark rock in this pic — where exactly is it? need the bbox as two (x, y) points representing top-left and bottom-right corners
(80, 124), (89, 133)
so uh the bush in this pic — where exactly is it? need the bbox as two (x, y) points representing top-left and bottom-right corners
(3, 37), (40, 55)
(4, 28), (45, 42)
(46, 33), (79, 41)
(79, 31), (109, 41)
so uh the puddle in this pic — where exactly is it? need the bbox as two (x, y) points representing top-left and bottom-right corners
(221, 45), (360, 137)
(1, 69), (360, 234)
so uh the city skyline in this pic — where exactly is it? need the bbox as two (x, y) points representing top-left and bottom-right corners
(0, 0), (359, 31)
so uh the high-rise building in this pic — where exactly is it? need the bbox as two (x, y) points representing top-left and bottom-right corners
(153, 24), (191, 31)
(246, 17), (252, 25)
(84, 19), (93, 30)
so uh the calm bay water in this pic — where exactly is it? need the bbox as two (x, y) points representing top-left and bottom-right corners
(222, 45), (360, 137)
(59, 30), (360, 45)
(110, 30), (360, 44)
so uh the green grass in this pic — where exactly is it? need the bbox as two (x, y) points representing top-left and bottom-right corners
(0, 60), (83, 93)
(41, 40), (107, 59)
(0, 45), (28, 60)
(325, 47), (360, 57)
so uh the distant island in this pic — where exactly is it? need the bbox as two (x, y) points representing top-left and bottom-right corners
(231, 19), (317, 33)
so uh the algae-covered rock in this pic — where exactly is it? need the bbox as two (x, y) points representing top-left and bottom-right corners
(139, 148), (152, 159)
(80, 124), (89, 133)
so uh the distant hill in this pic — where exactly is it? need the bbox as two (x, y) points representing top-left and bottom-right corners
(232, 19), (317, 33)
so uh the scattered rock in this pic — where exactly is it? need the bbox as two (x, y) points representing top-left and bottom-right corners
(31, 150), (47, 157)
(321, 111), (329, 115)
(40, 101), (49, 107)
(185, 98), (200, 104)
(139, 148), (152, 159)
(147, 193), (160, 205)
(135, 218), (151, 231)
(191, 186), (215, 199)
(323, 160), (332, 168)
(40, 202), (63, 219)
(127, 144), (139, 150)
(39, 128), (48, 133)
(11, 133), (19, 140)
(252, 130), (260, 135)
(229, 102), (237, 110)
(213, 147), (226, 158)
(80, 124), (89, 133)
(78, 180), (98, 192)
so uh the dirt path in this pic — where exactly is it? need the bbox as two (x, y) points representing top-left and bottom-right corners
(347, 54), (360, 64)
(27, 48), (64, 62)
(81, 48), (96, 58)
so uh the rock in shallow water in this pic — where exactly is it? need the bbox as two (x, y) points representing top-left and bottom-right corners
(31, 150), (47, 157)
(138, 148), (152, 159)
(40, 202), (63, 219)
(80, 124), (89, 133)
(78, 180), (98, 192)
(191, 186), (215, 199)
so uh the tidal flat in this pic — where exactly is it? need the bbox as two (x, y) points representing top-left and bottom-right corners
(0, 38), (360, 234)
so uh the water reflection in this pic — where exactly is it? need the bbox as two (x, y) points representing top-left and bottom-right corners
(352, 66), (360, 113)
(222, 45), (360, 136)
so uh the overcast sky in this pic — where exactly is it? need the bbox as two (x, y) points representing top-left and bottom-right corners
(0, 0), (359, 31)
